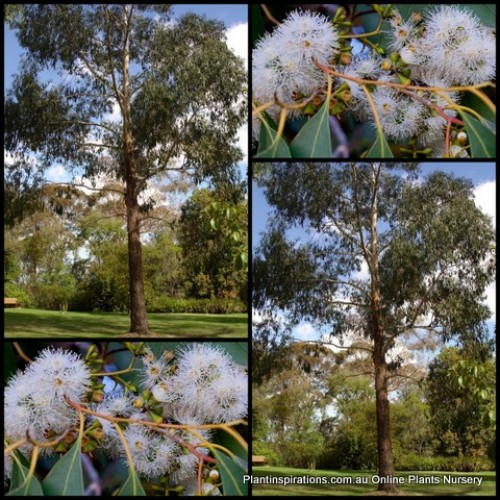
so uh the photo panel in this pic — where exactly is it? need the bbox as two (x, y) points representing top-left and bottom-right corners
(251, 162), (496, 495)
(4, 340), (249, 496)
(251, 4), (495, 160)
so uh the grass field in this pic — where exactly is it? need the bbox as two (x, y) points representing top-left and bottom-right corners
(252, 467), (496, 496)
(4, 308), (248, 338)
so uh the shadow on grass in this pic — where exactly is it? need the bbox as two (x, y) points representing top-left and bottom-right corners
(4, 309), (248, 338)
(252, 468), (495, 497)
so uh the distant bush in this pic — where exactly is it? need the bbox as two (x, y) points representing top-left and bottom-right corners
(4, 284), (34, 308)
(148, 297), (247, 314)
(396, 453), (495, 472)
(252, 441), (281, 466)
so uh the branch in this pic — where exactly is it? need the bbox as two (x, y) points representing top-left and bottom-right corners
(299, 278), (367, 293)
(387, 372), (422, 383)
(325, 299), (369, 308)
(329, 116), (349, 158)
(344, 371), (375, 378)
(47, 181), (125, 195)
(350, 165), (372, 270)
(315, 340), (373, 353)
(77, 52), (113, 92)
(82, 454), (102, 496)
(103, 5), (125, 112)
(78, 142), (122, 150)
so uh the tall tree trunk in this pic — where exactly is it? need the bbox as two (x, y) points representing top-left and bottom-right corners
(121, 5), (149, 335)
(373, 338), (396, 492)
(368, 163), (396, 492)
(125, 176), (149, 334)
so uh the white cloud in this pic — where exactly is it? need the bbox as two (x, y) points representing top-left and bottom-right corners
(485, 281), (496, 322)
(226, 22), (248, 164)
(474, 180), (496, 321)
(293, 322), (315, 340)
(226, 22), (248, 69)
(46, 165), (68, 182)
(474, 180), (496, 227)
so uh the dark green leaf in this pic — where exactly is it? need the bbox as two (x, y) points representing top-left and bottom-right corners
(212, 449), (248, 496)
(252, 5), (265, 48)
(118, 469), (146, 496)
(289, 100), (332, 158)
(365, 130), (394, 158)
(9, 455), (30, 490)
(212, 342), (248, 366)
(255, 117), (292, 158)
(468, 5), (496, 27)
(42, 438), (84, 496)
(7, 460), (44, 496)
(460, 112), (496, 158)
(214, 429), (248, 462)
(4, 343), (17, 381)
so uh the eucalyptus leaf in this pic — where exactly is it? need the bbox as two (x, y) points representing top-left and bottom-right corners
(117, 469), (146, 496)
(252, 5), (265, 47)
(255, 117), (292, 158)
(42, 438), (84, 496)
(212, 342), (248, 366)
(289, 99), (332, 158)
(7, 461), (44, 497)
(9, 457), (30, 491)
(467, 4), (496, 28)
(366, 131), (394, 158)
(460, 112), (496, 158)
(214, 428), (248, 462)
(212, 449), (248, 496)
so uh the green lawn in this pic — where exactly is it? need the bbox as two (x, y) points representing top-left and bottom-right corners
(4, 308), (248, 338)
(252, 467), (496, 496)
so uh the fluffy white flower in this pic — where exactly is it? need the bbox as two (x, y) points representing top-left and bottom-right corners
(276, 10), (339, 67)
(252, 9), (338, 117)
(25, 347), (90, 401)
(4, 349), (90, 455)
(372, 88), (424, 141)
(123, 426), (179, 478)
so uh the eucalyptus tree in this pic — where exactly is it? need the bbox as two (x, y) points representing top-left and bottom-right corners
(5, 5), (246, 334)
(253, 163), (495, 491)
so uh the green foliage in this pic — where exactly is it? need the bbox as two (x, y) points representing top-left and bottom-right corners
(289, 100), (332, 158)
(395, 453), (495, 472)
(42, 438), (84, 495)
(255, 114), (292, 158)
(7, 460), (44, 496)
(366, 130), (394, 158)
(147, 297), (247, 314)
(459, 112), (496, 158)
(426, 346), (496, 458)
(212, 449), (248, 496)
(117, 470), (146, 496)
(252, 441), (281, 466)
(179, 188), (248, 301)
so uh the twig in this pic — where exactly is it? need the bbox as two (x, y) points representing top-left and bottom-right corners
(260, 4), (280, 26)
(12, 342), (32, 363)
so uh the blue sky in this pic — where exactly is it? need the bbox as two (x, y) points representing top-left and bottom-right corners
(252, 163), (497, 339)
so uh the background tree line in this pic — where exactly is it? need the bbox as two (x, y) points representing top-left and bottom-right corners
(252, 330), (496, 473)
(4, 182), (247, 313)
